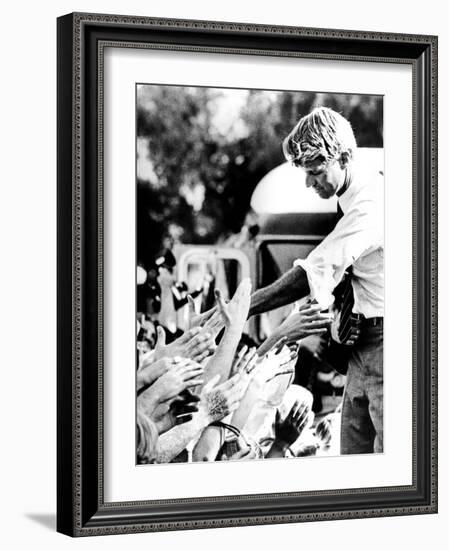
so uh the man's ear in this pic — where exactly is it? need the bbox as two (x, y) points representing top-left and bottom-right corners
(338, 151), (352, 169)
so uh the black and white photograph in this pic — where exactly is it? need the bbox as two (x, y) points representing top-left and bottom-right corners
(135, 84), (384, 465)
(0, 0), (442, 544)
(53, 9), (437, 539)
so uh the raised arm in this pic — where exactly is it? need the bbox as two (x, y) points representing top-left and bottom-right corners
(202, 278), (252, 384)
(265, 402), (310, 458)
(155, 414), (208, 464)
(157, 374), (245, 463)
(157, 267), (177, 333)
(248, 265), (309, 317)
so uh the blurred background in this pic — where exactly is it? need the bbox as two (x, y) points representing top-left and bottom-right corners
(136, 85), (383, 267)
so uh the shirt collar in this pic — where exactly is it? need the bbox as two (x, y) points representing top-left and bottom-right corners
(336, 167), (353, 198)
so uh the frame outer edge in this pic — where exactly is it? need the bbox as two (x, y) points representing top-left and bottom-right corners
(69, 11), (437, 44)
(58, 11), (438, 536)
(430, 35), (438, 513)
(57, 13), (76, 537)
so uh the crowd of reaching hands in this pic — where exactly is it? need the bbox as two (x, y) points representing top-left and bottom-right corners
(136, 268), (337, 464)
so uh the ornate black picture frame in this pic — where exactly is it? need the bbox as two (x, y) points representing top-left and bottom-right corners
(57, 12), (438, 537)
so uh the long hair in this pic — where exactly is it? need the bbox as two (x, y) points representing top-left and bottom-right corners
(137, 408), (159, 464)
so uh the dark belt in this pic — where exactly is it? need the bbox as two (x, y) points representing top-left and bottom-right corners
(354, 315), (383, 327)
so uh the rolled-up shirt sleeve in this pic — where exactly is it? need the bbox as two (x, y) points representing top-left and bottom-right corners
(294, 197), (383, 309)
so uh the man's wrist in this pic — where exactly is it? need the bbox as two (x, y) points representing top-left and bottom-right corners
(222, 324), (244, 341)
(145, 384), (165, 407)
(192, 409), (210, 430)
(248, 290), (263, 317)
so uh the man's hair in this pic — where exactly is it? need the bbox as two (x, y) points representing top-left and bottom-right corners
(282, 106), (357, 167)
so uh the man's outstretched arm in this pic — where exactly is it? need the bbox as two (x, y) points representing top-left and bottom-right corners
(249, 265), (309, 317)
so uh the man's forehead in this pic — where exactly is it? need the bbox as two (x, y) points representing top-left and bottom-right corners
(303, 158), (327, 171)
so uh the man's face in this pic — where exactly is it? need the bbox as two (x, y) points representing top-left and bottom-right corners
(302, 157), (346, 199)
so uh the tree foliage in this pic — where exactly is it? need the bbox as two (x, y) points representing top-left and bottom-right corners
(136, 85), (383, 268)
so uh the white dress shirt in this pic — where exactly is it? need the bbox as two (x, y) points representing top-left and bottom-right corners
(294, 162), (384, 318)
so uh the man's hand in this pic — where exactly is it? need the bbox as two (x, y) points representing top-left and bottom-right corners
(251, 343), (295, 387)
(153, 359), (204, 402)
(197, 373), (247, 424)
(153, 325), (216, 363)
(273, 402), (310, 446)
(137, 356), (173, 391)
(153, 390), (200, 434)
(256, 336), (287, 360)
(276, 303), (332, 343)
(225, 279), (252, 331)
(255, 303), (330, 359)
(138, 359), (204, 416)
(187, 296), (216, 330)
(198, 288), (231, 336)
(199, 278), (252, 334)
(231, 345), (258, 376)
(194, 279), (251, 341)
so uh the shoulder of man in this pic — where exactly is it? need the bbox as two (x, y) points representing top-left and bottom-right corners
(350, 162), (383, 202)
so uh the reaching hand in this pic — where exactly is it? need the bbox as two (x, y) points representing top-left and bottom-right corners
(273, 401), (310, 446)
(256, 336), (287, 359)
(199, 289), (229, 337)
(137, 356), (173, 391)
(152, 390), (200, 434)
(252, 344), (296, 387)
(276, 303), (332, 343)
(187, 296), (216, 330)
(138, 359), (204, 416)
(220, 278), (252, 332)
(198, 280), (250, 340)
(170, 389), (200, 422)
(154, 359), (204, 402)
(231, 345), (258, 376)
(199, 279), (252, 336)
(153, 325), (216, 363)
(198, 373), (247, 424)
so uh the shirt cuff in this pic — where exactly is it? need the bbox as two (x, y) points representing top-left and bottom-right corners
(293, 258), (335, 310)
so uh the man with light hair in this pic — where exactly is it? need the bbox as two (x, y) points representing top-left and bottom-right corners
(249, 106), (384, 455)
